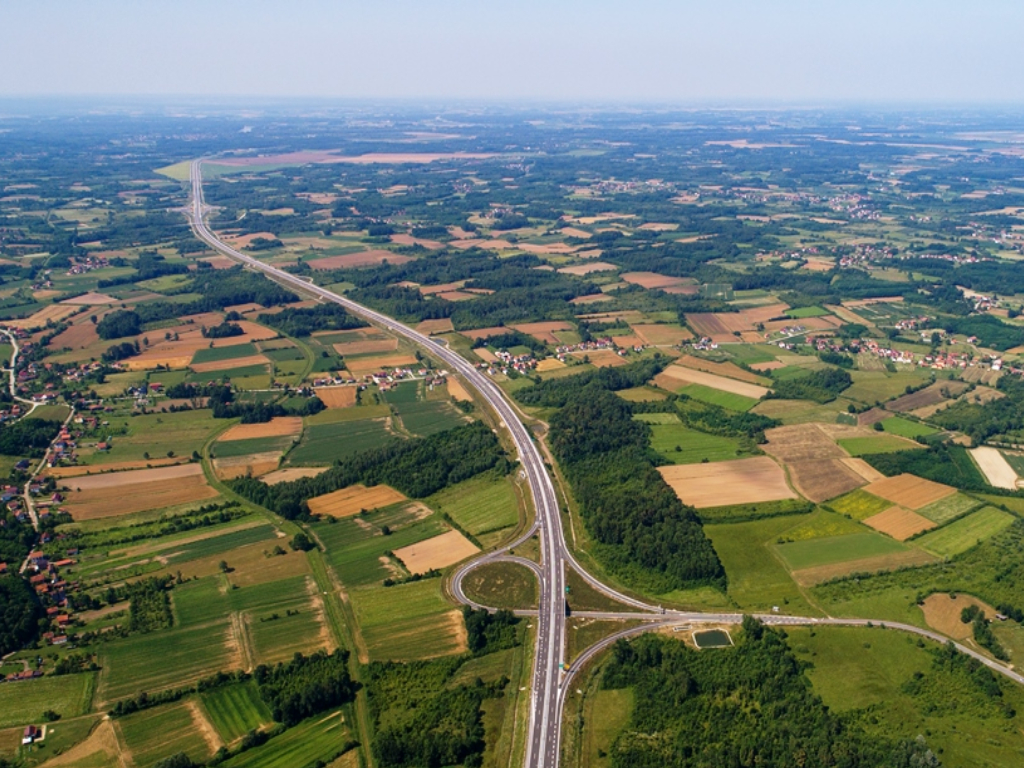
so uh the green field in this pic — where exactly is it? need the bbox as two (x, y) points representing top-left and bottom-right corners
(219, 710), (353, 768)
(678, 383), (758, 412)
(837, 435), (915, 456)
(427, 474), (520, 535)
(212, 435), (293, 459)
(0, 673), (95, 727)
(775, 533), (908, 571)
(190, 364), (269, 384)
(915, 493), (982, 525)
(915, 506), (1016, 557)
(827, 488), (892, 520)
(382, 380), (420, 403)
(315, 515), (447, 588)
(460, 561), (537, 610)
(723, 344), (778, 364)
(263, 346), (306, 362)
(305, 403), (390, 425)
(98, 622), (235, 703)
(26, 403), (71, 422)
(288, 418), (396, 464)
(395, 400), (466, 436)
(648, 423), (750, 464)
(201, 681), (273, 745)
(118, 699), (216, 768)
(191, 343), (259, 364)
(79, 409), (222, 465)
(579, 687), (634, 768)
(787, 625), (1024, 767)
(633, 412), (680, 425)
(880, 416), (938, 438)
(843, 371), (930, 404)
(250, 606), (328, 665)
(776, 508), (868, 542)
(704, 516), (818, 614)
(695, 498), (813, 524)
(785, 305), (829, 318)
(349, 579), (462, 660)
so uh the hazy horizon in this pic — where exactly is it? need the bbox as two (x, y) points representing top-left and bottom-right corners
(3, 0), (1024, 104)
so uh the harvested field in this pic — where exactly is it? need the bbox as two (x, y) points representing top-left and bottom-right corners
(315, 386), (357, 408)
(790, 548), (937, 586)
(556, 262), (618, 276)
(570, 294), (613, 305)
(121, 320), (275, 371)
(654, 364), (769, 399)
(306, 250), (414, 269)
(190, 354), (269, 374)
(213, 452), (281, 481)
(970, 446), (1019, 489)
(620, 272), (691, 290)
(630, 324), (693, 346)
(840, 458), (886, 483)
(561, 227), (592, 239)
(863, 506), (937, 540)
(864, 474), (956, 510)
(885, 381), (968, 412)
(675, 354), (767, 385)
(60, 291), (118, 305)
(418, 281), (465, 295)
(920, 593), (997, 640)
(307, 483), (406, 517)
(260, 467), (329, 485)
(219, 416), (303, 441)
(447, 377), (473, 402)
(459, 326), (508, 341)
(511, 321), (575, 345)
(611, 334), (645, 348)
(473, 348), (498, 363)
(639, 222), (679, 231)
(49, 316), (102, 349)
(5, 304), (79, 330)
(750, 360), (786, 371)
(571, 349), (627, 367)
(43, 456), (189, 478)
(518, 242), (578, 254)
(345, 354), (419, 376)
(436, 290), (477, 301)
(41, 717), (122, 768)
(224, 231), (277, 247)
(391, 233), (444, 250)
(685, 303), (789, 341)
(856, 407), (890, 426)
(393, 529), (480, 574)
(63, 464), (218, 520)
(662, 284), (700, 295)
(415, 318), (455, 335)
(959, 366), (1003, 386)
(333, 338), (398, 356)
(535, 358), (567, 372)
(659, 457), (796, 508)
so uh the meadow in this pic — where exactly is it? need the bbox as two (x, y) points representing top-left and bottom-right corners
(826, 489), (892, 520)
(117, 699), (215, 768)
(426, 474), (520, 535)
(201, 681), (273, 744)
(461, 561), (538, 610)
(837, 435), (915, 456)
(349, 579), (464, 660)
(647, 423), (750, 464)
(880, 416), (937, 438)
(915, 506), (1016, 557)
(678, 383), (758, 412)
(775, 532), (909, 570)
(395, 400), (467, 436)
(218, 711), (354, 768)
(0, 673), (95, 727)
(288, 418), (396, 464)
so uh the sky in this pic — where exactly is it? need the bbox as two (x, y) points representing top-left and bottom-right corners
(2, 0), (1023, 104)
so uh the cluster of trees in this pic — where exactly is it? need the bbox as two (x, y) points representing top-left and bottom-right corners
(96, 309), (142, 340)
(515, 358), (667, 408)
(257, 303), (364, 337)
(101, 340), (139, 363)
(0, 574), (42, 655)
(126, 576), (174, 633)
(902, 641), (1015, 719)
(931, 375), (1024, 444)
(961, 605), (1009, 661)
(767, 366), (852, 403)
(232, 422), (507, 519)
(462, 607), (520, 654)
(548, 388), (724, 592)
(0, 418), (62, 457)
(202, 322), (244, 339)
(634, 393), (777, 442)
(472, 330), (547, 356)
(863, 443), (989, 491)
(600, 618), (941, 767)
(211, 396), (324, 423)
(254, 649), (359, 727)
(0, 509), (37, 564)
(367, 656), (507, 768)
(930, 314), (1024, 351)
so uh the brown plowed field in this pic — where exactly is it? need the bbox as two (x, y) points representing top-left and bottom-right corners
(60, 291), (118, 305)
(535, 358), (566, 372)
(762, 424), (868, 502)
(315, 386), (357, 408)
(333, 338), (398, 356)
(447, 378), (473, 402)
(415, 318), (455, 335)
(675, 355), (768, 385)
(63, 464), (218, 519)
(791, 548), (938, 586)
(393, 530), (480, 574)
(920, 593), (997, 640)
(307, 483), (406, 517)
(190, 354), (270, 373)
(685, 303), (790, 340)
(571, 349), (627, 367)
(511, 321), (575, 345)
(620, 272), (690, 289)
(49, 318), (102, 350)
(307, 250), (414, 269)
(518, 242), (578, 255)
(864, 474), (957, 510)
(885, 381), (968, 412)
(556, 262), (618, 276)
(6, 304), (79, 330)
(345, 354), (419, 376)
(840, 458), (886, 483)
(436, 291), (477, 301)
(857, 407), (890, 426)
(219, 416), (302, 441)
(659, 457), (796, 508)
(863, 506), (937, 540)
(459, 326), (509, 341)
(391, 233), (445, 250)
(418, 281), (466, 295)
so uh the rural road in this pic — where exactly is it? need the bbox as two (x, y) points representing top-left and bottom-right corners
(0, 329), (40, 419)
(184, 160), (1024, 767)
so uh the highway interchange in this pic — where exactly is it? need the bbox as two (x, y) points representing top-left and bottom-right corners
(185, 159), (1024, 767)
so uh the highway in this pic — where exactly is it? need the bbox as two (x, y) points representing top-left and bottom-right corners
(186, 160), (573, 768)
(184, 159), (1024, 766)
